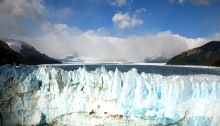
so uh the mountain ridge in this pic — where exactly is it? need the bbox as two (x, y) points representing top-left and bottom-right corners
(0, 39), (61, 66)
(167, 41), (220, 67)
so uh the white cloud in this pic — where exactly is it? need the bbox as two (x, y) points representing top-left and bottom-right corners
(21, 23), (208, 62)
(96, 28), (110, 36)
(0, 0), (215, 62)
(108, 0), (127, 6)
(214, 31), (220, 40)
(178, 0), (185, 4)
(116, 0), (126, 5)
(112, 12), (143, 29)
(170, 0), (219, 5)
(136, 8), (146, 13)
(189, 0), (218, 5)
(0, 0), (45, 36)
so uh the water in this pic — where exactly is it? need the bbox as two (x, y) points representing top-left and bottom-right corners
(49, 64), (220, 76)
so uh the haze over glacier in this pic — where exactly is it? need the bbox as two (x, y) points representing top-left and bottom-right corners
(0, 64), (220, 125)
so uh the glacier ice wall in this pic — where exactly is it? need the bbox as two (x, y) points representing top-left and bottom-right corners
(0, 64), (220, 126)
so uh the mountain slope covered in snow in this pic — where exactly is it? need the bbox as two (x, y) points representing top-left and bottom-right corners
(0, 39), (61, 65)
(0, 40), (33, 66)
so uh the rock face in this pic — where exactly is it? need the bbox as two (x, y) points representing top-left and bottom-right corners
(167, 41), (220, 66)
(0, 39), (61, 65)
(0, 40), (32, 66)
(0, 65), (220, 125)
(19, 42), (61, 64)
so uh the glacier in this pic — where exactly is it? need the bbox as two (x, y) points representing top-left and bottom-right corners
(0, 64), (220, 126)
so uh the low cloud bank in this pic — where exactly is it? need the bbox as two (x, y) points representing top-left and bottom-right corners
(21, 23), (210, 62)
(1, 0), (219, 62)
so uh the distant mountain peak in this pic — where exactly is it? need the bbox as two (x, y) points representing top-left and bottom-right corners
(144, 52), (170, 63)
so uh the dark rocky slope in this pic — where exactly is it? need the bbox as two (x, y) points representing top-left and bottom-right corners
(167, 41), (220, 67)
(0, 39), (61, 66)
(0, 40), (33, 66)
(19, 42), (61, 64)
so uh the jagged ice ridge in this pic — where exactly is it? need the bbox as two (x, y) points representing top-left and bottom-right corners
(0, 64), (220, 125)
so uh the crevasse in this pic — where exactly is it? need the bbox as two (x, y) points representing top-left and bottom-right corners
(0, 64), (220, 126)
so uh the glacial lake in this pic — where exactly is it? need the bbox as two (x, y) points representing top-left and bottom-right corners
(45, 64), (220, 76)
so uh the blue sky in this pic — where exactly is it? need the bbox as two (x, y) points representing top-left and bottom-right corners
(0, 0), (220, 61)
(42, 0), (220, 38)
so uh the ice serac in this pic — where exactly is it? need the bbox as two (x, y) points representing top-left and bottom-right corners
(0, 65), (220, 125)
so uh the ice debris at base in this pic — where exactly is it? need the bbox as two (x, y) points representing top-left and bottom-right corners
(0, 64), (220, 126)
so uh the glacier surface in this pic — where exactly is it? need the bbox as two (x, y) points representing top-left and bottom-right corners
(0, 64), (220, 125)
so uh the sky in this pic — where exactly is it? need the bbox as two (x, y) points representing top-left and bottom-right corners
(0, 0), (220, 62)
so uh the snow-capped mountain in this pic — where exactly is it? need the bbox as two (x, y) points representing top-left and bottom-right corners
(144, 53), (170, 63)
(0, 40), (32, 66)
(0, 38), (61, 65)
(144, 56), (169, 63)
(2, 38), (34, 54)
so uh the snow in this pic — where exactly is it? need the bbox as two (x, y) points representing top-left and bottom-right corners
(1, 38), (34, 54)
(0, 64), (220, 125)
(6, 41), (22, 53)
